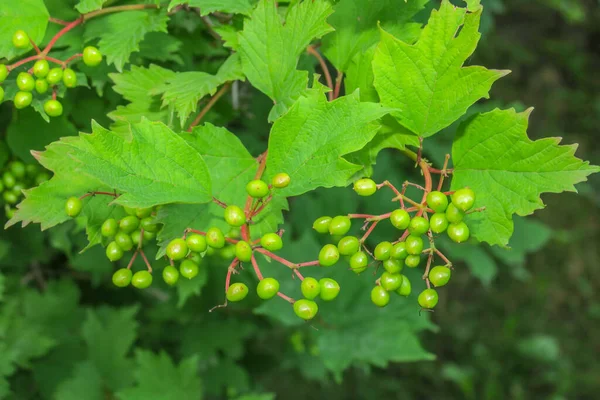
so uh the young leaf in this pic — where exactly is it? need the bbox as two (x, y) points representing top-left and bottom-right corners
(373, 0), (509, 137)
(75, 0), (108, 14)
(54, 361), (104, 400)
(167, 0), (253, 15)
(0, 0), (49, 60)
(451, 108), (600, 246)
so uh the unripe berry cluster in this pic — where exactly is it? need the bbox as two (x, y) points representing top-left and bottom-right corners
(0, 159), (49, 218)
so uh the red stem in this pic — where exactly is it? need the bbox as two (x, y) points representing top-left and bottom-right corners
(49, 17), (69, 26)
(64, 53), (83, 65)
(29, 38), (41, 55)
(43, 17), (84, 56)
(139, 250), (152, 273)
(307, 46), (334, 101)
(277, 292), (294, 303)
(333, 71), (343, 99)
(360, 221), (379, 242)
(255, 247), (297, 269)
(296, 260), (319, 267)
(293, 269), (304, 281)
(187, 83), (231, 132)
(126, 251), (139, 270)
(250, 254), (264, 280)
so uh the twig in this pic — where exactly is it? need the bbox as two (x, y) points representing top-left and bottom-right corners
(187, 83), (231, 132)
(307, 45), (334, 101)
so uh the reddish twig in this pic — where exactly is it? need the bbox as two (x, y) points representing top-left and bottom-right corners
(139, 250), (152, 272)
(126, 251), (139, 270)
(333, 71), (343, 99)
(255, 247), (297, 269)
(49, 17), (69, 26)
(360, 221), (379, 242)
(187, 83), (231, 132)
(43, 17), (84, 55)
(29, 38), (41, 55)
(307, 45), (334, 101)
(296, 260), (319, 267)
(250, 254), (264, 280)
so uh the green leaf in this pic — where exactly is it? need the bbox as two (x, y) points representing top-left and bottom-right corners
(74, 0), (107, 13)
(345, 47), (379, 103)
(176, 265), (208, 308)
(451, 108), (600, 246)
(84, 9), (169, 71)
(438, 237), (498, 285)
(0, 273), (4, 302)
(213, 25), (240, 50)
(116, 351), (202, 400)
(234, 394), (275, 400)
(464, 0), (482, 12)
(0, 0), (49, 60)
(238, 0), (333, 120)
(321, 0), (427, 72)
(490, 216), (552, 266)
(168, 0), (253, 15)
(372, 0), (509, 137)
(54, 361), (104, 400)
(137, 32), (183, 65)
(266, 88), (390, 197)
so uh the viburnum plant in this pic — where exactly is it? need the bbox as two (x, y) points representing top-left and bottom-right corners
(2, 0), (598, 324)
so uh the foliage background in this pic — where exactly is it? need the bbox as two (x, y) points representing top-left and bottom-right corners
(0, 0), (599, 399)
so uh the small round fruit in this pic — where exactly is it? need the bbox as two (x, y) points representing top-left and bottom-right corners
(12, 30), (29, 48)
(328, 215), (352, 236)
(186, 234), (207, 253)
(408, 216), (429, 236)
(371, 286), (390, 307)
(106, 241), (124, 262)
(318, 244), (339, 267)
(131, 230), (143, 247)
(0, 64), (8, 83)
(135, 207), (152, 218)
(224, 205), (245, 227)
(447, 222), (470, 243)
(445, 203), (464, 223)
(246, 179), (269, 198)
(226, 283), (248, 302)
(293, 299), (318, 320)
(451, 188), (475, 211)
(418, 288), (439, 309)
(337, 236), (360, 256)
(0, 86), (4, 102)
(404, 255), (420, 268)
(119, 215), (139, 233)
(65, 196), (82, 217)
(2, 172), (15, 189)
(383, 258), (403, 274)
(14, 91), (32, 109)
(235, 241), (252, 262)
(46, 68), (63, 85)
(260, 233), (283, 251)
(143, 230), (155, 241)
(132, 270), (153, 289)
(62, 68), (77, 88)
(8, 161), (25, 179)
(429, 266), (451, 287)
(390, 209), (411, 230)
(179, 259), (199, 279)
(319, 278), (340, 301)
(112, 268), (132, 287)
(35, 79), (49, 94)
(140, 217), (159, 233)
(405, 235), (424, 255)
(219, 245), (235, 260)
(312, 216), (332, 234)
(374, 241), (392, 261)
(301, 277), (321, 299)
(166, 238), (188, 260)
(16, 72), (35, 92)
(430, 213), (449, 234)
(115, 232), (134, 251)
(271, 172), (290, 188)
(349, 251), (369, 274)
(257, 277), (280, 300)
(44, 100), (63, 117)
(206, 227), (225, 248)
(162, 265), (179, 286)
(108, 217), (126, 235)
(395, 275), (411, 296)
(353, 178), (377, 196)
(33, 59), (49, 78)
(380, 272), (403, 291)
(3, 191), (18, 205)
(390, 242), (408, 260)
(83, 46), (103, 67)
(124, 206), (137, 216)
(426, 191), (449, 213)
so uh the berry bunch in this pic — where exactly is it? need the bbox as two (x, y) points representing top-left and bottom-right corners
(0, 29), (103, 116)
(1, 160), (50, 218)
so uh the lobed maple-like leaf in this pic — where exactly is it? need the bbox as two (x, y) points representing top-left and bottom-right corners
(75, 0), (107, 14)
(0, 0), (49, 60)
(167, 0), (253, 15)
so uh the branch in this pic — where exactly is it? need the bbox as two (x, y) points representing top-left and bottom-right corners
(187, 83), (231, 132)
(307, 45), (334, 101)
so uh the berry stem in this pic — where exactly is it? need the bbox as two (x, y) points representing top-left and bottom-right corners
(137, 229), (144, 250)
(126, 250), (139, 270)
(64, 53), (83, 65)
(307, 45), (334, 101)
(293, 269), (304, 281)
(348, 213), (377, 219)
(376, 180), (402, 200)
(436, 154), (451, 191)
(243, 150), (268, 219)
(466, 206), (486, 214)
(49, 17), (69, 26)
(250, 254), (264, 280)
(29, 38), (41, 55)
(79, 191), (119, 199)
(296, 260), (320, 267)
(139, 250), (152, 272)
(42, 17), (84, 56)
(333, 70), (343, 99)
(360, 220), (379, 242)
(434, 248), (452, 267)
(254, 247), (297, 269)
(212, 197), (228, 209)
(187, 82), (231, 132)
(423, 252), (433, 289)
(82, 4), (161, 21)
(277, 292), (294, 303)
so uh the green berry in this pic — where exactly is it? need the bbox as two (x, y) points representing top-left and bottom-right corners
(349, 251), (369, 274)
(429, 265), (451, 287)
(246, 179), (269, 198)
(293, 299), (318, 320)
(35, 79), (48, 94)
(124, 206), (137, 216)
(337, 236), (360, 256)
(206, 227), (225, 248)
(14, 91), (32, 109)
(445, 203), (464, 223)
(429, 213), (449, 234)
(395, 275), (411, 296)
(44, 100), (63, 117)
(408, 216), (429, 236)
(33, 60), (49, 78)
(318, 244), (339, 267)
(132, 270), (153, 289)
(390, 209), (411, 230)
(100, 218), (117, 237)
(12, 30), (29, 48)
(83, 46), (103, 67)
(374, 241), (392, 261)
(451, 188), (475, 211)
(112, 268), (132, 287)
(16, 72), (35, 92)
(301, 277), (321, 300)
(25, 164), (39, 177)
(0, 64), (8, 83)
(390, 242), (408, 260)
(34, 172), (50, 185)
(8, 161), (25, 179)
(62, 68), (77, 88)
(226, 282), (248, 302)
(371, 286), (390, 307)
(65, 196), (82, 217)
(260, 233), (283, 251)
(383, 258), (403, 274)
(353, 178), (377, 196)
(162, 265), (179, 286)
(119, 215), (139, 233)
(312, 216), (332, 234)
(186, 234), (207, 253)
(405, 235), (424, 255)
(46, 68), (63, 85)
(2, 172), (15, 189)
(418, 288), (438, 309)
(179, 259), (199, 279)
(3, 191), (18, 205)
(143, 230), (155, 242)
(115, 232), (134, 251)
(328, 216), (351, 236)
(219, 245), (236, 260)
(380, 272), (403, 291)
(235, 240), (252, 262)
(404, 255), (420, 268)
(271, 172), (290, 188)
(257, 277), (280, 300)
(131, 230), (143, 247)
(106, 241), (124, 262)
(319, 278), (340, 301)
(224, 205), (245, 227)
(140, 217), (159, 233)
(426, 191), (449, 213)
(447, 222), (470, 243)
(135, 207), (152, 218)
(166, 238), (188, 260)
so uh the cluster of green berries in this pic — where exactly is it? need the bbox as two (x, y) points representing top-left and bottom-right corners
(1, 160), (49, 218)
(0, 29), (103, 115)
